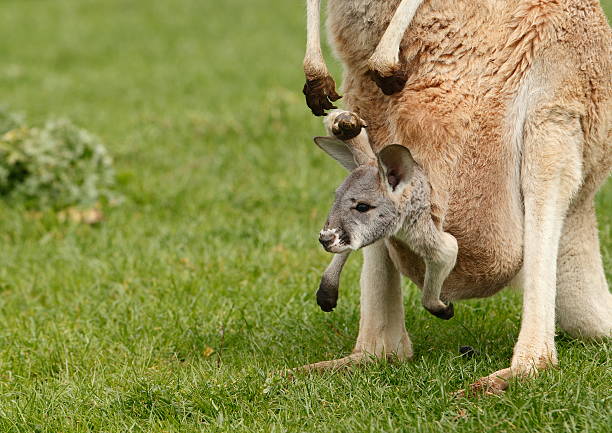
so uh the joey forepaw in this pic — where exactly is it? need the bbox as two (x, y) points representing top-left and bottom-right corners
(331, 111), (368, 140)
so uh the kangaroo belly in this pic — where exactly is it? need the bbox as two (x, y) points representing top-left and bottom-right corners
(392, 181), (523, 299)
(387, 189), (524, 301)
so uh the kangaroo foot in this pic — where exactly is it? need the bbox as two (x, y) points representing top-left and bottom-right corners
(282, 353), (372, 378)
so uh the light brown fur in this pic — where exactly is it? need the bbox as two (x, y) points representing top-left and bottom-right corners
(327, 0), (610, 299)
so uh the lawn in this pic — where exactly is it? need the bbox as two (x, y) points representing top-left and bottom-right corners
(0, 0), (610, 432)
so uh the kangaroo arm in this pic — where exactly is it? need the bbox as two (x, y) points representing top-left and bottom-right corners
(304, 0), (327, 79)
(369, 0), (424, 72)
(368, 0), (425, 95)
(303, 0), (341, 116)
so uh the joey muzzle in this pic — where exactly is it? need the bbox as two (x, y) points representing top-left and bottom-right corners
(318, 228), (350, 253)
(318, 230), (336, 249)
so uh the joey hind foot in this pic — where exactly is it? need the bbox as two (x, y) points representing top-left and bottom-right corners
(425, 302), (455, 320)
(303, 75), (342, 116)
(316, 284), (338, 312)
(331, 111), (368, 140)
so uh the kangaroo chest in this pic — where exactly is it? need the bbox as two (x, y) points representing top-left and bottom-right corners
(327, 0), (402, 68)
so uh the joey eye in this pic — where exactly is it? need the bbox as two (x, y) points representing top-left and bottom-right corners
(355, 203), (374, 213)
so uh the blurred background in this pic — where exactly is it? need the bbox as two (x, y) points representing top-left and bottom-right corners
(0, 1), (610, 431)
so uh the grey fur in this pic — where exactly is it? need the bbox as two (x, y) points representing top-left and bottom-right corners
(316, 110), (458, 318)
(317, 251), (351, 312)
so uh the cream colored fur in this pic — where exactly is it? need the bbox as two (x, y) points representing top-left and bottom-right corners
(367, 0), (424, 76)
(300, 0), (612, 394)
(304, 0), (327, 79)
(299, 240), (412, 372)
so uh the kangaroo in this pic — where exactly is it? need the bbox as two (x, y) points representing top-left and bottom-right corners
(315, 110), (457, 320)
(303, 0), (425, 115)
(298, 0), (612, 395)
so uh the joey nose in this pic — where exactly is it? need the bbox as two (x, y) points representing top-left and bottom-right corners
(319, 231), (336, 249)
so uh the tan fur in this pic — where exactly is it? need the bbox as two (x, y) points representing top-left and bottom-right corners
(300, 0), (611, 392)
(326, 0), (610, 298)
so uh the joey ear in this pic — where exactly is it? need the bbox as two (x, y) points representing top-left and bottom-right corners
(314, 136), (358, 171)
(376, 144), (418, 192)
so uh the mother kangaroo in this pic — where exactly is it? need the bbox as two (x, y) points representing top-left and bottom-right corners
(301, 0), (611, 393)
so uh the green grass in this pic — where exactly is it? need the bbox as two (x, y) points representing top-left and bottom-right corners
(0, 0), (610, 432)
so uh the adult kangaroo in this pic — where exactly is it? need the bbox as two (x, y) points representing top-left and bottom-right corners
(301, 0), (612, 394)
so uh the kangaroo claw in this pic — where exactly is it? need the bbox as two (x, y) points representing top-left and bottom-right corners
(303, 75), (342, 116)
(367, 67), (407, 96)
